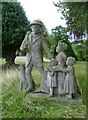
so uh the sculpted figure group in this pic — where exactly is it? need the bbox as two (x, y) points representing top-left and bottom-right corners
(18, 20), (81, 100)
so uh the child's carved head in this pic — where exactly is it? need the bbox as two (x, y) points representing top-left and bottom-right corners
(66, 57), (76, 66)
(49, 59), (58, 67)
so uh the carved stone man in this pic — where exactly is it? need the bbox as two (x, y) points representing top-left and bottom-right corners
(20, 20), (53, 93)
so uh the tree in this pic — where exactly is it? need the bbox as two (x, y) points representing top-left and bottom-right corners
(72, 40), (88, 61)
(2, 2), (31, 65)
(54, 1), (87, 41)
(50, 25), (77, 59)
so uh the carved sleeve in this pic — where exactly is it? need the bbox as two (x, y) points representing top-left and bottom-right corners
(42, 38), (53, 59)
(48, 65), (60, 71)
(20, 31), (31, 51)
(49, 71), (54, 76)
(60, 66), (73, 73)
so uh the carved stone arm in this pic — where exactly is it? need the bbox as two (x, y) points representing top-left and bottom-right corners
(42, 38), (53, 59)
(47, 66), (61, 71)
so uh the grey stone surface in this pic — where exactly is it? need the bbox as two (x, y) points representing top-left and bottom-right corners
(47, 59), (58, 96)
(20, 20), (53, 93)
(60, 57), (82, 99)
(56, 43), (67, 96)
(17, 21), (82, 101)
(46, 44), (82, 100)
(28, 92), (83, 105)
(18, 64), (28, 91)
(47, 43), (67, 96)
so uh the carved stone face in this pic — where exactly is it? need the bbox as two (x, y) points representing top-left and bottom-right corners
(66, 59), (69, 65)
(66, 57), (76, 66)
(31, 25), (41, 34)
(56, 45), (62, 53)
(56, 43), (67, 53)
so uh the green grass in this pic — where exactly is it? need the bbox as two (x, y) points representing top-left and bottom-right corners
(74, 61), (86, 104)
(1, 61), (86, 118)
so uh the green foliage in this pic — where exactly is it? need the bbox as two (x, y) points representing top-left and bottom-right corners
(50, 26), (76, 59)
(72, 40), (87, 61)
(2, 2), (31, 64)
(0, 58), (6, 64)
(2, 2), (30, 46)
(54, 2), (87, 40)
(1, 62), (86, 118)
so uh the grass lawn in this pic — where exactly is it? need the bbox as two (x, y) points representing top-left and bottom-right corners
(1, 61), (86, 118)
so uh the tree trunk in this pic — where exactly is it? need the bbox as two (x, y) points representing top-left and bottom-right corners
(2, 45), (16, 66)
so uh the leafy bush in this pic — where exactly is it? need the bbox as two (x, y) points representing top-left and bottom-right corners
(2, 2), (31, 65)
(72, 40), (87, 61)
(50, 26), (76, 58)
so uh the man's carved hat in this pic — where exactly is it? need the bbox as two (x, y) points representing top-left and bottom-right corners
(30, 20), (43, 27)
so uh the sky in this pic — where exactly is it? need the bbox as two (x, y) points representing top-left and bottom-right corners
(18, 0), (66, 33)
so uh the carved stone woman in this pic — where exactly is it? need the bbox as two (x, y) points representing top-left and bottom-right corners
(56, 43), (67, 96)
(47, 43), (67, 96)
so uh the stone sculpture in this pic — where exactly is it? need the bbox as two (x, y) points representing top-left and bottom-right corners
(47, 50), (82, 99)
(17, 20), (82, 101)
(56, 43), (67, 96)
(20, 20), (53, 93)
(47, 59), (58, 97)
(18, 64), (28, 91)
(48, 43), (67, 96)
(60, 57), (82, 99)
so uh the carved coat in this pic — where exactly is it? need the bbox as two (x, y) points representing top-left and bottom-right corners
(20, 32), (53, 68)
(20, 31), (53, 92)
(47, 71), (57, 87)
(31, 33), (52, 67)
(56, 51), (67, 85)
(63, 66), (77, 94)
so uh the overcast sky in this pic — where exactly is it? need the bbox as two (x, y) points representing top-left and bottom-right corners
(18, 0), (66, 33)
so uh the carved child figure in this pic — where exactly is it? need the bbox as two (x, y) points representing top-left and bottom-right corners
(61, 57), (81, 99)
(47, 59), (58, 97)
